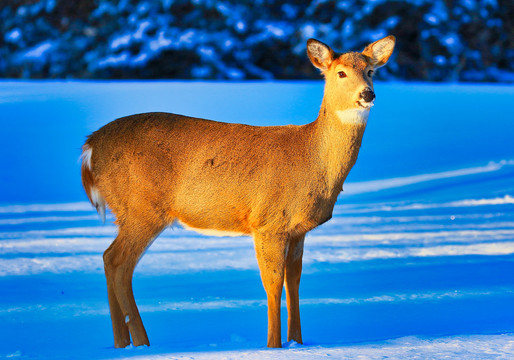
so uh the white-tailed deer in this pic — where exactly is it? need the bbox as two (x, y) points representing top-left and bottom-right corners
(81, 36), (395, 348)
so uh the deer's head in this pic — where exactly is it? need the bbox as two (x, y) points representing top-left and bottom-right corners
(307, 36), (395, 114)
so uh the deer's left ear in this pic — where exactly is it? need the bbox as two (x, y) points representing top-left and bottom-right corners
(362, 35), (396, 68)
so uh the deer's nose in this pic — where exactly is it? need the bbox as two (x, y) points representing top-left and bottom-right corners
(360, 88), (375, 103)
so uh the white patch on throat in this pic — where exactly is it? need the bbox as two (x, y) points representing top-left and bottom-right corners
(335, 108), (370, 126)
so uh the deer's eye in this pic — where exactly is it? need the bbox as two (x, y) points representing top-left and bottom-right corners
(368, 70), (374, 77)
(338, 71), (347, 78)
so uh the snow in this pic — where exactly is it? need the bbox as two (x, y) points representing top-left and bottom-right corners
(265, 24), (286, 38)
(435, 55), (446, 65)
(443, 35), (457, 46)
(149, 32), (172, 51)
(425, 14), (439, 25)
(5, 29), (21, 43)
(345, 160), (514, 194)
(116, 335), (514, 359)
(111, 34), (132, 50)
(302, 24), (316, 38)
(134, 21), (151, 40)
(0, 202), (92, 214)
(235, 21), (246, 32)
(0, 81), (513, 359)
(23, 42), (52, 59)
(98, 53), (129, 67)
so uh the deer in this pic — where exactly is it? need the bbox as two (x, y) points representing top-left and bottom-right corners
(81, 35), (395, 349)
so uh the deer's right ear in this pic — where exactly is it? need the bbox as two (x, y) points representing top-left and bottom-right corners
(307, 39), (334, 72)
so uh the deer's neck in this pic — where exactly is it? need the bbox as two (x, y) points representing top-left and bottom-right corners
(313, 101), (369, 197)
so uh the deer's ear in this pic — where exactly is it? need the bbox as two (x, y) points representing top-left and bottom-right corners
(307, 39), (334, 71)
(362, 35), (395, 68)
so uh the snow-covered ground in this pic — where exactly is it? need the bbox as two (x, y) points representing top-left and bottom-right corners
(1, 81), (513, 359)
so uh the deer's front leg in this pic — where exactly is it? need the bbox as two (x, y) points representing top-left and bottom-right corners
(253, 232), (288, 348)
(285, 234), (304, 343)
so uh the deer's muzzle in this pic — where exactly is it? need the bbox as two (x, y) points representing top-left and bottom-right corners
(360, 88), (375, 103)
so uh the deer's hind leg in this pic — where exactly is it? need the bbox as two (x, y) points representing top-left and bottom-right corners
(103, 218), (164, 348)
(103, 243), (130, 348)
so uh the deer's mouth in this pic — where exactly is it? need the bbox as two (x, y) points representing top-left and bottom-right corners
(357, 99), (374, 109)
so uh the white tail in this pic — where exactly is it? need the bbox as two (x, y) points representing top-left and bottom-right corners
(81, 35), (395, 348)
(81, 144), (105, 223)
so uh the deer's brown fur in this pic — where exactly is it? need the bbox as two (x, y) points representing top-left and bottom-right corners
(81, 35), (395, 348)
